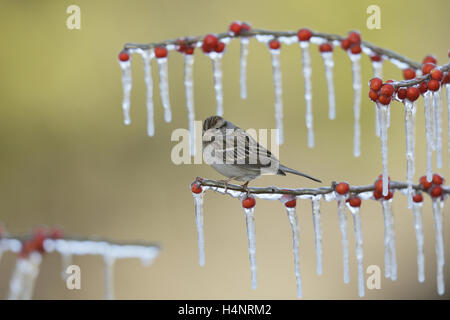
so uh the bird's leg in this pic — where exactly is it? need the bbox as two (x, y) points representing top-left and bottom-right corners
(241, 181), (250, 195)
(218, 177), (237, 194)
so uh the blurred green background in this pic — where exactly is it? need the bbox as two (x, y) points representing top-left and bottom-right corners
(0, 0), (449, 299)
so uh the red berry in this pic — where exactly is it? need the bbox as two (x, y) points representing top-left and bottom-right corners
(443, 73), (450, 84)
(397, 88), (407, 100)
(155, 46), (168, 58)
(269, 39), (280, 50)
(419, 175), (432, 190)
(241, 23), (251, 32)
(118, 51), (130, 62)
(406, 87), (420, 101)
(418, 82), (428, 94)
(297, 28), (312, 41)
(284, 199), (297, 208)
(374, 179), (384, 193)
(341, 38), (351, 50)
(202, 42), (213, 53)
(319, 43), (333, 52)
(348, 32), (361, 45)
(432, 174), (444, 185)
(203, 34), (218, 52)
(430, 186), (443, 198)
(214, 42), (226, 53)
(373, 190), (383, 200)
(422, 63), (435, 75)
(422, 55), (437, 65)
(229, 21), (242, 35)
(370, 78), (383, 91)
(403, 68), (416, 80)
(378, 94), (391, 105)
(185, 47), (195, 55)
(242, 197), (256, 209)
(176, 39), (187, 53)
(350, 45), (362, 54)
(32, 229), (47, 253)
(430, 69), (443, 81)
(384, 191), (393, 200)
(413, 193), (423, 203)
(348, 197), (362, 207)
(191, 183), (202, 194)
(428, 79), (440, 91)
(48, 227), (63, 239)
(369, 89), (379, 101)
(380, 84), (395, 96)
(336, 182), (350, 195)
(370, 55), (382, 62)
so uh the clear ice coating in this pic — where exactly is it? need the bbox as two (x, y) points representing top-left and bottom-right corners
(431, 198), (445, 295)
(193, 192), (205, 266)
(447, 84), (450, 167)
(8, 252), (42, 300)
(371, 60), (383, 78)
(286, 206), (302, 298)
(424, 91), (434, 181)
(347, 204), (364, 297)
(311, 195), (323, 275)
(270, 49), (284, 145)
(138, 49), (155, 137)
(432, 90), (443, 169)
(377, 102), (390, 196)
(337, 196), (349, 284)
(243, 207), (257, 290)
(375, 104), (380, 137)
(240, 38), (250, 100)
(412, 202), (425, 283)
(184, 54), (196, 156)
(119, 53), (133, 126)
(209, 52), (224, 116)
(349, 53), (362, 157)
(156, 57), (172, 123)
(300, 41), (315, 148)
(103, 255), (115, 300)
(321, 52), (336, 124)
(404, 99), (417, 208)
(381, 200), (397, 281)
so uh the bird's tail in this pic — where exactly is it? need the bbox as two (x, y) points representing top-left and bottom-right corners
(278, 165), (322, 183)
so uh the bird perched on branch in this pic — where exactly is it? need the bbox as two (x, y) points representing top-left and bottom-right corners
(202, 115), (321, 190)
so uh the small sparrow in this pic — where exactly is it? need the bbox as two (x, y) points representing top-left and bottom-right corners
(202, 115), (321, 190)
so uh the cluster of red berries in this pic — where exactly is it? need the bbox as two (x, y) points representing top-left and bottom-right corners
(373, 175), (394, 200)
(368, 78), (398, 105)
(228, 21), (251, 36)
(176, 39), (195, 55)
(202, 34), (226, 54)
(340, 31), (362, 55)
(19, 227), (63, 258)
(418, 174), (445, 200)
(335, 182), (361, 207)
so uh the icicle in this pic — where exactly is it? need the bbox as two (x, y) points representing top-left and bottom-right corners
(193, 191), (205, 266)
(240, 38), (249, 100)
(243, 207), (257, 289)
(286, 206), (302, 298)
(103, 255), (115, 300)
(270, 48), (284, 145)
(8, 253), (42, 300)
(119, 53), (133, 125)
(431, 198), (445, 295)
(349, 53), (362, 157)
(412, 202), (425, 283)
(299, 41), (314, 148)
(311, 195), (323, 275)
(347, 204), (364, 297)
(321, 52), (336, 124)
(375, 103), (381, 137)
(381, 200), (397, 281)
(404, 99), (417, 208)
(209, 52), (224, 116)
(337, 196), (349, 284)
(184, 53), (196, 156)
(378, 102), (390, 196)
(156, 57), (172, 123)
(432, 90), (443, 168)
(371, 60), (383, 78)
(447, 84), (450, 167)
(138, 49), (155, 136)
(61, 253), (73, 280)
(424, 91), (434, 181)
